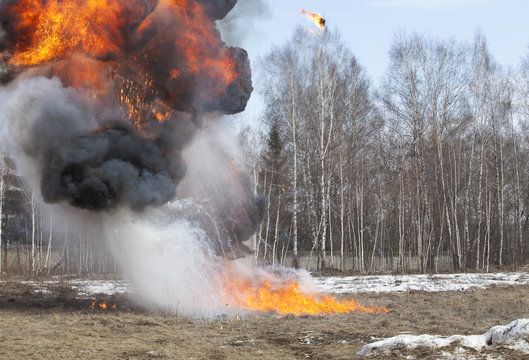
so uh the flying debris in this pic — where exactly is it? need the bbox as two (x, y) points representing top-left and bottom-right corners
(301, 9), (325, 30)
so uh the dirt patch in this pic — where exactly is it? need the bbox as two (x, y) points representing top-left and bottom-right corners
(1, 282), (528, 359)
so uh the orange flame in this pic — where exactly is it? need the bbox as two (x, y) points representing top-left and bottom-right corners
(90, 300), (118, 310)
(301, 9), (326, 30)
(8, 0), (124, 67)
(224, 273), (389, 316)
(5, 0), (240, 124)
(7, 0), (237, 83)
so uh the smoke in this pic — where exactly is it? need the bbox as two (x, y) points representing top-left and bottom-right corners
(105, 205), (314, 316)
(196, 0), (237, 21)
(217, 0), (272, 47)
(176, 122), (266, 257)
(2, 76), (193, 210)
(0, 0), (273, 316)
(0, 23), (6, 54)
(105, 207), (226, 316)
(103, 123), (267, 315)
(0, 0), (253, 211)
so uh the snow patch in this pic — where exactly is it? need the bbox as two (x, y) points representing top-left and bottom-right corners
(71, 280), (129, 296)
(315, 272), (529, 294)
(18, 280), (129, 296)
(357, 318), (529, 356)
(33, 288), (52, 294)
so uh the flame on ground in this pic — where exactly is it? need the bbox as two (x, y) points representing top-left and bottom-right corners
(223, 273), (390, 316)
(90, 300), (118, 310)
(301, 9), (326, 30)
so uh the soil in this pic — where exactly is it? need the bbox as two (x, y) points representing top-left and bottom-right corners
(1, 280), (528, 359)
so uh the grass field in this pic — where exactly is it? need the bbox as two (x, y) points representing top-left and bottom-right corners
(1, 278), (528, 359)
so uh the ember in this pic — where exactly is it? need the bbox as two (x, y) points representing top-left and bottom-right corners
(90, 300), (132, 311)
(90, 300), (114, 310)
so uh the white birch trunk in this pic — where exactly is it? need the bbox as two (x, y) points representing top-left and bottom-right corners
(0, 157), (4, 274)
(290, 80), (299, 269)
(339, 154), (345, 271)
(45, 215), (53, 274)
(476, 143), (485, 269)
(497, 136), (504, 266)
(31, 190), (36, 274)
(272, 194), (281, 265)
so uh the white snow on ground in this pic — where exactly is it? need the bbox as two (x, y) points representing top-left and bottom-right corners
(357, 318), (529, 357)
(71, 280), (129, 296)
(19, 279), (129, 297)
(315, 272), (529, 294)
(4, 271), (529, 297)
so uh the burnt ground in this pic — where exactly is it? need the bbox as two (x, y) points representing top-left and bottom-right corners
(1, 280), (528, 359)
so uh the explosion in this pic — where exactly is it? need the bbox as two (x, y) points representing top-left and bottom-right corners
(1, 0), (250, 114)
(0, 0), (253, 214)
(0, 0), (386, 317)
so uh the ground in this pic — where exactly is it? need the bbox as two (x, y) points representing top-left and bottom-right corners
(1, 277), (528, 359)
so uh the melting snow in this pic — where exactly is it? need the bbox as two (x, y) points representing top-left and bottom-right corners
(357, 318), (529, 357)
(315, 272), (529, 294)
(19, 279), (129, 297)
(5, 271), (529, 297)
(71, 280), (129, 296)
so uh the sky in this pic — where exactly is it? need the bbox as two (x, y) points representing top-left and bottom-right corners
(219, 0), (529, 124)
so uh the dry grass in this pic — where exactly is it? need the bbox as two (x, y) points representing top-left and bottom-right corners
(1, 282), (529, 359)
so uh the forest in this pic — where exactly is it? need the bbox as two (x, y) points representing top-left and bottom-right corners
(2, 28), (529, 275)
(243, 28), (529, 273)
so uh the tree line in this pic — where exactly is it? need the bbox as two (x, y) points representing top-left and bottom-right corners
(2, 27), (529, 276)
(0, 156), (117, 276)
(243, 28), (529, 272)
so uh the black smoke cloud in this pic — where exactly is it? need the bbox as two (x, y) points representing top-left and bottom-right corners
(4, 76), (193, 211)
(42, 123), (187, 211)
(196, 0), (238, 21)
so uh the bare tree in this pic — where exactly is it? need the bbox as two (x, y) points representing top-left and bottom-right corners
(258, 27), (378, 271)
(0, 156), (5, 274)
(248, 27), (529, 272)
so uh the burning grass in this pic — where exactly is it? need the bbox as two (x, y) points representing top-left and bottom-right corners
(223, 274), (389, 315)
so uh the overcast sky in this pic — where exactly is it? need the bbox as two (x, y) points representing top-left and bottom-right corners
(219, 0), (529, 123)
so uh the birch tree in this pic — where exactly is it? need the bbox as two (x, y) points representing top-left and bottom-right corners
(0, 156), (5, 274)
